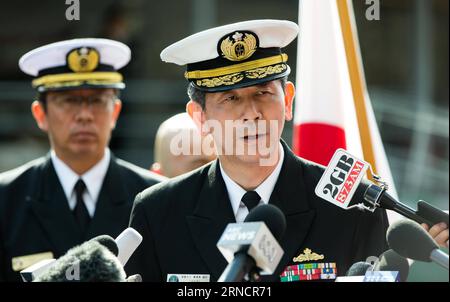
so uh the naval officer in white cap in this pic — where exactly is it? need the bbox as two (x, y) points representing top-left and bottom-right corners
(127, 20), (391, 282)
(0, 38), (165, 281)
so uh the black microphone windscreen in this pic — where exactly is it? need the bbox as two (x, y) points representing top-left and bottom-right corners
(346, 262), (373, 276)
(90, 235), (119, 256)
(244, 204), (286, 240)
(374, 249), (409, 282)
(35, 241), (125, 282)
(387, 219), (438, 262)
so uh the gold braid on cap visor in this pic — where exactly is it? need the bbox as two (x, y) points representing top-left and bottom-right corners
(31, 72), (123, 89)
(184, 54), (288, 88)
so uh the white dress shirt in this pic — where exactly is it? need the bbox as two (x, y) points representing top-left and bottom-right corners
(50, 148), (111, 218)
(220, 143), (285, 222)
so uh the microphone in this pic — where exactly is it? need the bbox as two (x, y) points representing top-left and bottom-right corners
(346, 262), (373, 276)
(373, 249), (409, 282)
(364, 185), (448, 226)
(20, 259), (56, 282)
(34, 240), (126, 282)
(20, 235), (119, 282)
(339, 249), (410, 282)
(115, 227), (143, 266)
(23, 229), (142, 282)
(387, 220), (449, 270)
(125, 274), (142, 282)
(91, 235), (119, 256)
(335, 261), (372, 282)
(315, 148), (449, 226)
(217, 204), (286, 282)
(88, 228), (143, 266)
(335, 262), (372, 281)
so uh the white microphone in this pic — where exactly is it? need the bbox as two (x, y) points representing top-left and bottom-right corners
(315, 148), (449, 226)
(217, 204), (286, 282)
(115, 227), (143, 266)
(20, 259), (56, 282)
(217, 222), (283, 278)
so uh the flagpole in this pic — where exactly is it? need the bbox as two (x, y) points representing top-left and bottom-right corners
(336, 0), (378, 179)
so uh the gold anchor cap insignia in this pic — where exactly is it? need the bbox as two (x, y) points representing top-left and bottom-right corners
(219, 31), (258, 62)
(293, 248), (325, 263)
(67, 47), (100, 72)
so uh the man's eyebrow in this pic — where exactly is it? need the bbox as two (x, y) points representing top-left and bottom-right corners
(209, 82), (274, 99)
(210, 90), (234, 98)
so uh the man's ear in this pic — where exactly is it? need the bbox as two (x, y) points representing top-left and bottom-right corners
(31, 101), (48, 132)
(186, 100), (209, 136)
(111, 99), (122, 129)
(284, 81), (295, 121)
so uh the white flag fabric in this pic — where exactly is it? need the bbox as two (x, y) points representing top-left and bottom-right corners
(293, 0), (401, 223)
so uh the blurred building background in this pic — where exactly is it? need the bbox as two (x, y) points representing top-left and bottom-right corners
(0, 0), (448, 252)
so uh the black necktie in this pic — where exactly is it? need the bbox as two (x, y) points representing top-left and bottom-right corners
(241, 191), (261, 212)
(73, 179), (91, 233)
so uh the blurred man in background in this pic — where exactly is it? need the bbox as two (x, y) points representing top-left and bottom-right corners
(0, 38), (164, 281)
(151, 113), (216, 178)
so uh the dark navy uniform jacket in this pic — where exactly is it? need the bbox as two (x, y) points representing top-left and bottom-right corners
(0, 154), (164, 281)
(127, 140), (389, 281)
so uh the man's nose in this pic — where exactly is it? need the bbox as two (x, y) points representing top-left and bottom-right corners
(242, 100), (262, 122)
(74, 101), (95, 121)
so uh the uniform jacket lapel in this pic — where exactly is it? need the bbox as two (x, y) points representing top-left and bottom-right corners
(86, 155), (130, 239)
(268, 140), (316, 278)
(186, 160), (235, 281)
(186, 140), (316, 281)
(30, 155), (132, 256)
(29, 155), (82, 256)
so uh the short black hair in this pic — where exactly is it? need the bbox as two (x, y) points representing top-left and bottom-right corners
(37, 92), (48, 111)
(187, 76), (288, 110)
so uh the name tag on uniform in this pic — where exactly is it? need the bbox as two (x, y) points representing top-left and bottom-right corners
(167, 274), (210, 282)
(12, 251), (54, 272)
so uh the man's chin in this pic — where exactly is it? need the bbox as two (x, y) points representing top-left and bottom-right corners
(69, 143), (101, 157)
(234, 153), (278, 167)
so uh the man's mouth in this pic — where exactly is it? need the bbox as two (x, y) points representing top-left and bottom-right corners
(241, 133), (267, 141)
(72, 131), (96, 140)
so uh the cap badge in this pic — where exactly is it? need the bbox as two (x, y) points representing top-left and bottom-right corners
(293, 248), (325, 263)
(67, 47), (100, 72)
(220, 31), (257, 62)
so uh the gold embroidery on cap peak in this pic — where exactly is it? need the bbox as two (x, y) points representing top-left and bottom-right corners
(196, 72), (244, 88)
(67, 47), (100, 72)
(220, 32), (257, 62)
(194, 63), (287, 88)
(246, 64), (287, 79)
(185, 54), (288, 80)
